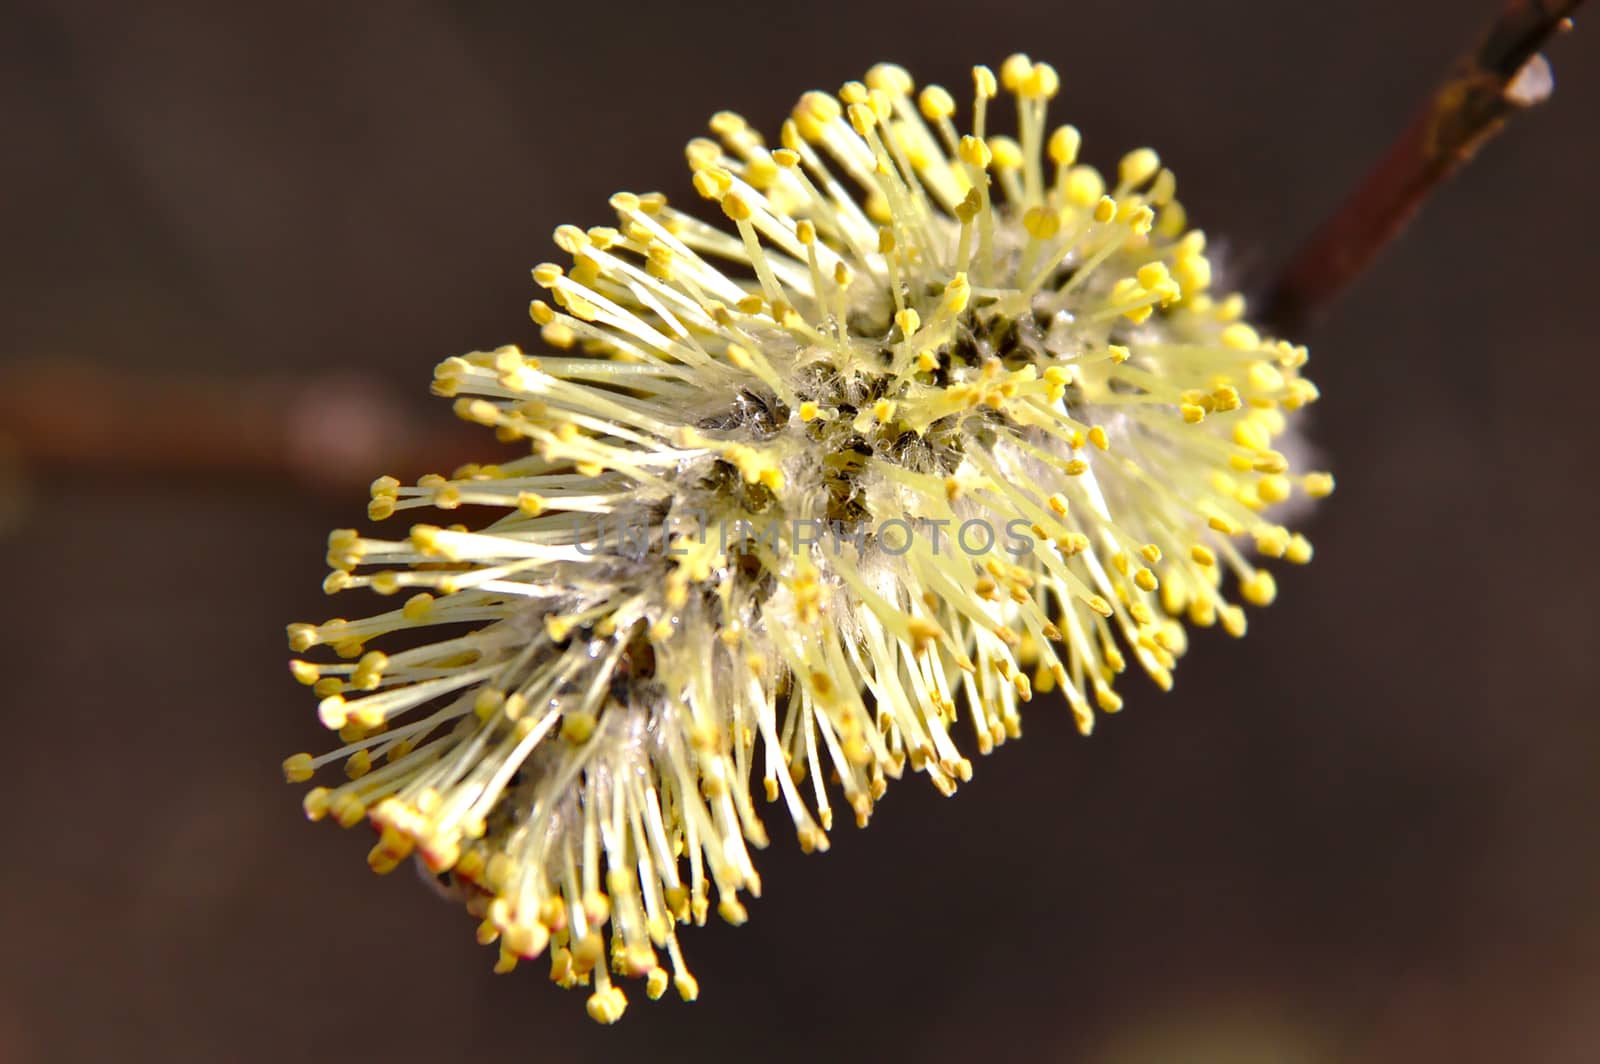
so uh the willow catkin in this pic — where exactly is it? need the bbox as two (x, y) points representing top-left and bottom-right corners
(283, 56), (1330, 1023)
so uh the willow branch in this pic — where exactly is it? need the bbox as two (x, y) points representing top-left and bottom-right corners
(1261, 0), (1587, 336)
(0, 359), (493, 495)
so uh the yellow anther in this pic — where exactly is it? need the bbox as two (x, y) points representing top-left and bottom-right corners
(1064, 166), (1104, 207)
(1254, 526), (1289, 558)
(958, 135), (992, 169)
(1208, 515), (1241, 536)
(317, 695), (348, 730)
(1023, 205), (1060, 240)
(906, 617), (941, 649)
(1137, 262), (1172, 291)
(918, 84), (955, 120)
(1118, 148), (1161, 187)
(867, 62), (913, 95)
(1023, 62), (1060, 99)
(1211, 384), (1241, 412)
(1232, 419), (1269, 452)
(691, 169), (725, 200)
(345, 749), (372, 780)
(1047, 125), (1081, 167)
(552, 223), (588, 254)
(987, 135), (1023, 170)
(1248, 360), (1285, 393)
(331, 793), (367, 829)
(1156, 198), (1188, 238)
(475, 687), (506, 721)
(1252, 451), (1289, 475)
(685, 138), (722, 171)
(1257, 474), (1291, 504)
(1284, 378), (1321, 408)
(282, 753), (314, 783)
(1240, 570), (1277, 607)
(847, 101), (877, 135)
(797, 89), (841, 125)
(541, 322), (576, 349)
(1148, 168), (1177, 206)
(709, 110), (749, 138)
(944, 272), (971, 314)
(561, 711), (598, 744)
(1221, 322), (1261, 350)
(302, 787), (331, 821)
(586, 987), (628, 1025)
(397, 593), (433, 623)
(953, 187), (983, 223)
(999, 53), (1033, 92)
(1174, 252), (1212, 293)
(1216, 293), (1247, 321)
(1304, 472), (1336, 498)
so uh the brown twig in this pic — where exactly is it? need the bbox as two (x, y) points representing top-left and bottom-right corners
(1261, 0), (1587, 336)
(0, 359), (496, 496)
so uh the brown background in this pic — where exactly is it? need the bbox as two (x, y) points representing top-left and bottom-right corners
(3, 1), (1598, 1061)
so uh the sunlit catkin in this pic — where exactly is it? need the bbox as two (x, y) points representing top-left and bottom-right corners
(283, 57), (1331, 1023)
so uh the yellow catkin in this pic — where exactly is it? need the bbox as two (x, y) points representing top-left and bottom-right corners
(284, 56), (1328, 1022)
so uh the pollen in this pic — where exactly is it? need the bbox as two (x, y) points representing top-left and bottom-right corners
(283, 56), (1329, 1021)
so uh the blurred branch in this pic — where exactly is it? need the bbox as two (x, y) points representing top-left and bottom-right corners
(1261, 0), (1587, 336)
(0, 359), (493, 496)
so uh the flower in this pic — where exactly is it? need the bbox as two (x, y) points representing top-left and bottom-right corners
(283, 55), (1330, 1023)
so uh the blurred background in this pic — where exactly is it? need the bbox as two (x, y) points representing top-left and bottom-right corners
(2, 1), (1597, 1060)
